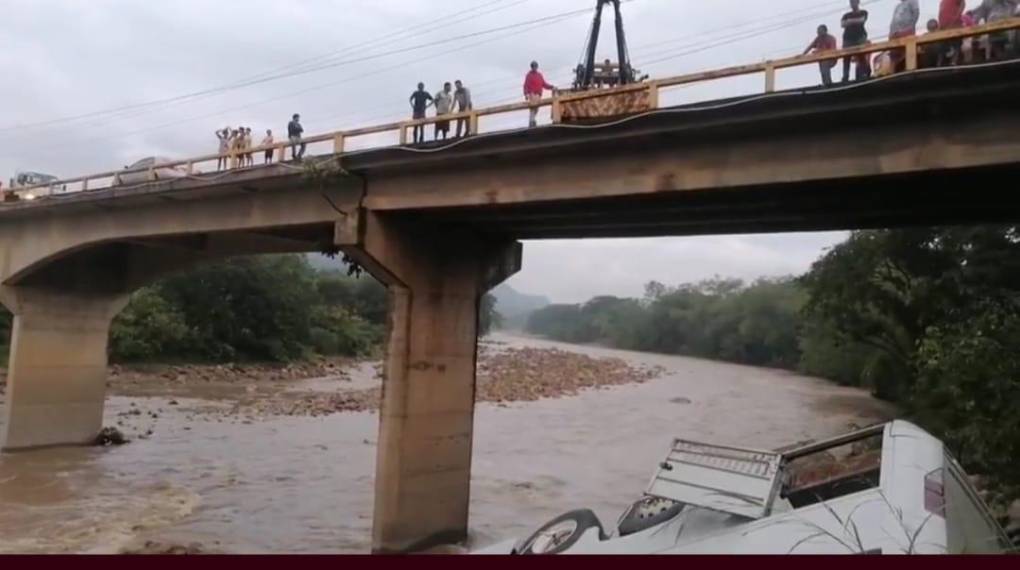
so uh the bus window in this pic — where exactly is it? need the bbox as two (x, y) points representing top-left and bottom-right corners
(944, 457), (1011, 554)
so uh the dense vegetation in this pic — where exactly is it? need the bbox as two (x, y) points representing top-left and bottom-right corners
(1, 254), (499, 365)
(111, 255), (388, 362)
(527, 226), (1020, 498)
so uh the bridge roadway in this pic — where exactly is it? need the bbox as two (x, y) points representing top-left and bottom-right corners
(1, 61), (1019, 553)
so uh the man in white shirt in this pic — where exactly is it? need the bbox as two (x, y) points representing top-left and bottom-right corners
(434, 82), (455, 141)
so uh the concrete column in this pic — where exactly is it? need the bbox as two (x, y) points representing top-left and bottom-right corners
(0, 287), (127, 451)
(343, 213), (521, 554)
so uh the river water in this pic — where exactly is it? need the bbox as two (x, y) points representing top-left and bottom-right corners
(0, 334), (894, 554)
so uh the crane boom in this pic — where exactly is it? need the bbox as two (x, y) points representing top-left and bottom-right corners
(575, 0), (641, 90)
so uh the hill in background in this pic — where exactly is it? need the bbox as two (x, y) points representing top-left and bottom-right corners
(493, 284), (550, 330)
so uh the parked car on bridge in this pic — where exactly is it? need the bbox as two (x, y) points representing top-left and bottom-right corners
(8, 171), (67, 197)
(113, 156), (193, 186)
(476, 421), (1014, 555)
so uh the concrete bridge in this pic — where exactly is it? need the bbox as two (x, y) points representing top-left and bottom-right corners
(2, 40), (1020, 552)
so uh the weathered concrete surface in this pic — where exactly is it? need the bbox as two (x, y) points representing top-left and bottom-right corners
(0, 288), (127, 450)
(341, 212), (521, 553)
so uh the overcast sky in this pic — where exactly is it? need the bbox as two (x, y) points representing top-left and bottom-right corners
(1, 0), (942, 303)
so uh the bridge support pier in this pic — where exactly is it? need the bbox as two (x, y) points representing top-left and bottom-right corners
(342, 212), (521, 554)
(0, 287), (127, 451)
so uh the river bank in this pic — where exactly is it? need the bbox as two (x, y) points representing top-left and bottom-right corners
(1, 334), (900, 553)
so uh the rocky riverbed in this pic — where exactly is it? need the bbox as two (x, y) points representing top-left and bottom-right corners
(99, 342), (664, 422)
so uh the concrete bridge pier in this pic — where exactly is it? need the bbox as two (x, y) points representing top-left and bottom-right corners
(342, 212), (522, 554)
(0, 287), (128, 451)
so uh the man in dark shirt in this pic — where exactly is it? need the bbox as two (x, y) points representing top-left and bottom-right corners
(409, 83), (434, 144)
(287, 113), (305, 160)
(841, 0), (871, 82)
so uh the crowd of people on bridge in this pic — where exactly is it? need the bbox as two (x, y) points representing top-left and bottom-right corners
(408, 79), (477, 143)
(205, 1), (1019, 174)
(805, 0), (1019, 87)
(212, 60), (561, 171)
(408, 60), (557, 143)
(213, 114), (306, 171)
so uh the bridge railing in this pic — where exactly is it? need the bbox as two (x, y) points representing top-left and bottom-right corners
(6, 18), (1020, 202)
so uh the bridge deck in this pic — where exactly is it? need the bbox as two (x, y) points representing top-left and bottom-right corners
(3, 59), (1018, 240)
(4, 17), (1020, 205)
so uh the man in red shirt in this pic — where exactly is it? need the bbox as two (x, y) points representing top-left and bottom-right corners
(939, 0), (967, 63)
(523, 61), (556, 128)
(804, 25), (838, 86)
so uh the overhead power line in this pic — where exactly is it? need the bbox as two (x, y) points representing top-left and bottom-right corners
(0, 0), (532, 133)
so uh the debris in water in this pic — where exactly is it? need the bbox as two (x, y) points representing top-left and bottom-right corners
(94, 427), (128, 447)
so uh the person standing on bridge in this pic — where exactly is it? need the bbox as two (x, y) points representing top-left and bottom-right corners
(434, 82), (455, 141)
(216, 127), (231, 171)
(841, 0), (871, 82)
(244, 127), (255, 167)
(890, 0), (920, 39)
(920, 19), (948, 67)
(229, 128), (243, 168)
(454, 80), (473, 138)
(888, 0), (920, 72)
(524, 61), (555, 128)
(970, 0), (1018, 60)
(939, 0), (968, 64)
(804, 25), (838, 87)
(262, 129), (275, 165)
(288, 114), (306, 161)
(409, 83), (434, 144)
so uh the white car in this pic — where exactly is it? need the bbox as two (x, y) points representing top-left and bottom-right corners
(476, 421), (1014, 555)
(9, 171), (67, 196)
(114, 156), (193, 186)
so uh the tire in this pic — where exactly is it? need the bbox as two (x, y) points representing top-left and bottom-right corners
(516, 509), (606, 555)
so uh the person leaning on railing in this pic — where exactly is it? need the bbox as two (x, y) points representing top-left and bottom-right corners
(523, 61), (556, 128)
(804, 24), (839, 87)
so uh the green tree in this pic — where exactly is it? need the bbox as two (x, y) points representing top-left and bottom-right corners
(913, 298), (1020, 489)
(110, 288), (191, 362)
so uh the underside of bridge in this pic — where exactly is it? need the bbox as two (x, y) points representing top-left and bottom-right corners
(0, 61), (1018, 553)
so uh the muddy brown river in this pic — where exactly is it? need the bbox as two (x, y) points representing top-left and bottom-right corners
(0, 334), (894, 554)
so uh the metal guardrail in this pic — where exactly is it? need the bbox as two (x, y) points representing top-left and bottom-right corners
(6, 17), (1020, 201)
